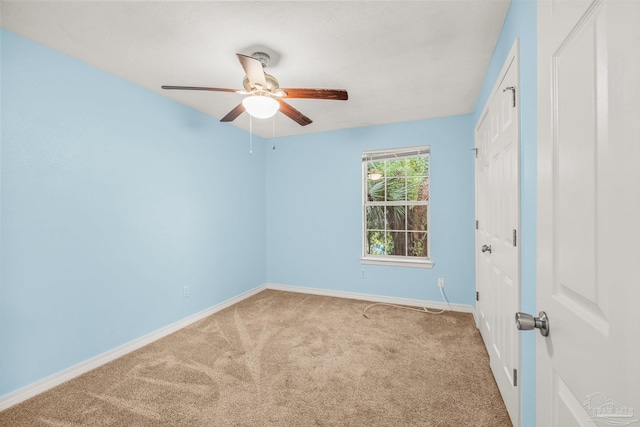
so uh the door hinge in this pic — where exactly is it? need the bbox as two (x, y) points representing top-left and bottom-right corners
(513, 229), (517, 247)
(476, 220), (479, 230)
(513, 368), (518, 387)
(503, 86), (516, 107)
(476, 291), (479, 301)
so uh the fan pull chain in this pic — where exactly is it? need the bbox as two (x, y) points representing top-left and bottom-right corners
(272, 115), (276, 150)
(249, 114), (253, 154)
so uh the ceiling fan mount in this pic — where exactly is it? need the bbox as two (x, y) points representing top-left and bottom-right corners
(162, 52), (348, 126)
(250, 51), (271, 68)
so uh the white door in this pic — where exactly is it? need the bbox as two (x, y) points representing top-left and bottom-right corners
(537, 0), (640, 426)
(475, 41), (520, 426)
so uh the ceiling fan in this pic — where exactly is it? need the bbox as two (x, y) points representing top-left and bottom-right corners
(161, 52), (348, 126)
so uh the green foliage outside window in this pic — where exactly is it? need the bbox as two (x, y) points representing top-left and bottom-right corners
(364, 152), (429, 259)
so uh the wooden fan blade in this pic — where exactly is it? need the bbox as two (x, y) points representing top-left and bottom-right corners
(236, 54), (267, 89)
(279, 88), (348, 101)
(161, 85), (240, 93)
(220, 103), (245, 122)
(277, 100), (313, 126)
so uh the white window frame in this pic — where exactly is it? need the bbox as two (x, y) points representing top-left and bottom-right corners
(361, 145), (434, 268)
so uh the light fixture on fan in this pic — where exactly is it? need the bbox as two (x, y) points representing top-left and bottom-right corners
(242, 94), (280, 119)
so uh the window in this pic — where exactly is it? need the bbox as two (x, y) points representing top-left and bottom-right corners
(362, 145), (432, 268)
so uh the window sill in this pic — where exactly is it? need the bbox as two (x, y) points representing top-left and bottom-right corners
(360, 257), (434, 269)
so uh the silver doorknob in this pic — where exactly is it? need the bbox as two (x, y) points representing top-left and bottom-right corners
(481, 244), (492, 253)
(515, 311), (550, 337)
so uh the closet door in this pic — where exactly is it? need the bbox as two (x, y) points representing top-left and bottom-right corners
(475, 41), (521, 426)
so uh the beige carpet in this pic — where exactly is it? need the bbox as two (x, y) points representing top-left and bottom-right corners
(0, 290), (511, 426)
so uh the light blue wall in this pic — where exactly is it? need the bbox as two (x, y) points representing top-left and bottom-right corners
(471, 1), (537, 426)
(0, 29), (266, 396)
(266, 116), (475, 305)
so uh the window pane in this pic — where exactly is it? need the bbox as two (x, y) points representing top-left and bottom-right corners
(386, 178), (406, 201)
(387, 159), (406, 177)
(388, 231), (407, 256)
(366, 231), (387, 255)
(408, 205), (428, 231)
(367, 179), (385, 201)
(407, 156), (429, 176)
(385, 205), (406, 231)
(367, 161), (385, 180)
(366, 206), (385, 230)
(408, 232), (428, 257)
(407, 176), (428, 201)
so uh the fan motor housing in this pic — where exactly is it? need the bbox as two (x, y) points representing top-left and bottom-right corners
(243, 73), (279, 93)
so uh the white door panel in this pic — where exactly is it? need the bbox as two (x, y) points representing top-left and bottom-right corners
(537, 1), (640, 426)
(475, 41), (520, 426)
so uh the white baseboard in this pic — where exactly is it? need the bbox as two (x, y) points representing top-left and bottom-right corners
(265, 283), (475, 314)
(0, 285), (266, 412)
(1, 283), (475, 411)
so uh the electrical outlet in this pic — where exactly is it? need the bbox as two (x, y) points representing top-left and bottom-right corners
(183, 285), (190, 298)
(438, 278), (445, 288)
(361, 269), (366, 278)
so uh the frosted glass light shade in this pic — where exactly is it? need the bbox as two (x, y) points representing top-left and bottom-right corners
(242, 96), (280, 119)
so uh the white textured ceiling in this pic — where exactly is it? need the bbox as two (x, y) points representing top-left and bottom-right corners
(1, 1), (510, 138)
